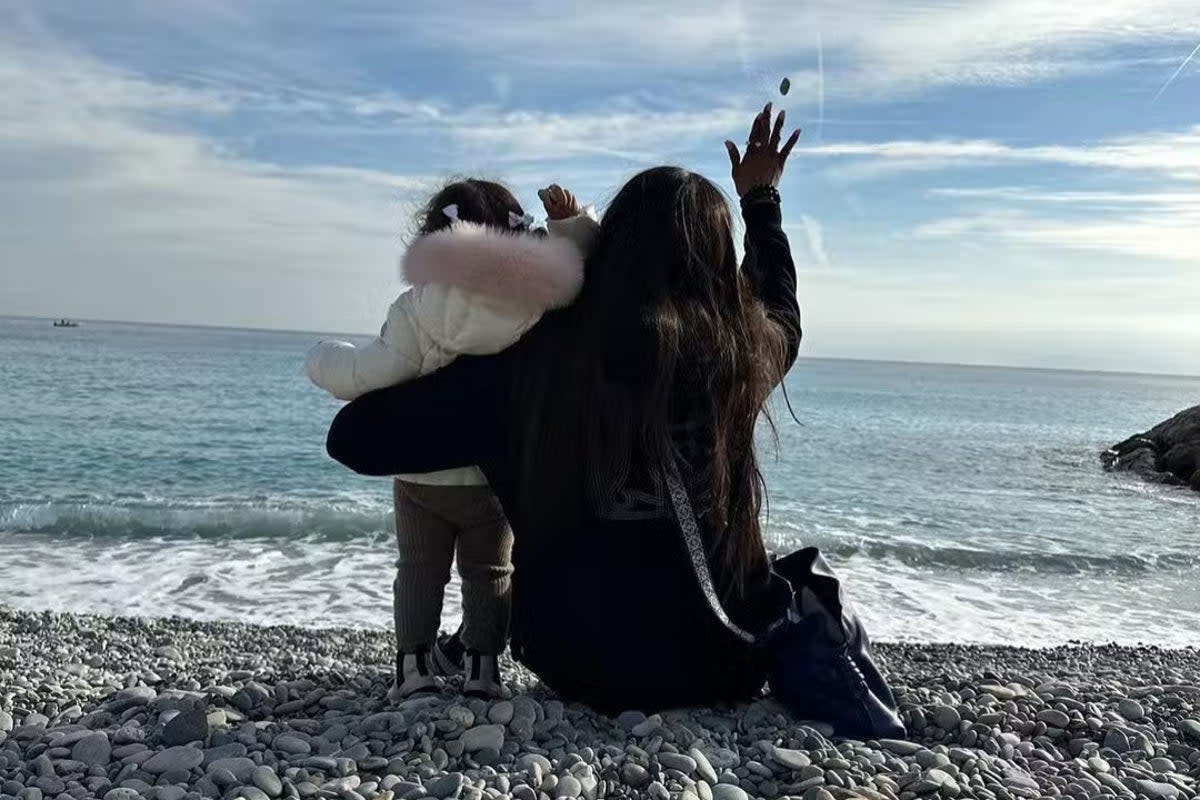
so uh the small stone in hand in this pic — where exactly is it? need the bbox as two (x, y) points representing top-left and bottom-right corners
(780, 77), (791, 95)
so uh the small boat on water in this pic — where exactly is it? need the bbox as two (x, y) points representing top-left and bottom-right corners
(53, 319), (79, 328)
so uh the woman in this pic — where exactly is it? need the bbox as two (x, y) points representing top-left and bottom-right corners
(327, 104), (802, 712)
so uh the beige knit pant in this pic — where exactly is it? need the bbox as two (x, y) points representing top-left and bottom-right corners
(392, 479), (513, 654)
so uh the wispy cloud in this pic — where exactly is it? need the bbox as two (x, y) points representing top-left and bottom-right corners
(3, 0), (1199, 372)
(914, 186), (1200, 264)
(795, 215), (832, 270)
(807, 127), (1200, 182)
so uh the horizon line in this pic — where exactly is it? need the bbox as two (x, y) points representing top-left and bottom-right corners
(4, 313), (1199, 382)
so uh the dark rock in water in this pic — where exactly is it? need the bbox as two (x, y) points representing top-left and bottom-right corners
(1102, 404), (1200, 491)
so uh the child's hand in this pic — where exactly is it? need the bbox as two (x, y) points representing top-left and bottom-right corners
(538, 184), (581, 221)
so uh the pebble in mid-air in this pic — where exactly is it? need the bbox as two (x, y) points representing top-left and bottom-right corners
(780, 77), (791, 96)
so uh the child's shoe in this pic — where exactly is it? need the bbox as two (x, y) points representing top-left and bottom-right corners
(388, 648), (443, 702)
(463, 651), (505, 699)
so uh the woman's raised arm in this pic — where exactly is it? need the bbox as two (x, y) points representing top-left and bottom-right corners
(727, 104), (803, 372)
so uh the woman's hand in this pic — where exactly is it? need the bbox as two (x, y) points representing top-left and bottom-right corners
(724, 103), (801, 198)
(538, 184), (581, 220)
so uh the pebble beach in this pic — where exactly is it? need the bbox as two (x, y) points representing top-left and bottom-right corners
(3, 606), (1199, 800)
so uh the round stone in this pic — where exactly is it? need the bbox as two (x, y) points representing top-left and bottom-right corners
(425, 773), (464, 799)
(616, 711), (648, 731)
(72, 733), (112, 767)
(272, 734), (310, 755)
(711, 785), (749, 800)
(459, 724), (504, 753)
(659, 752), (697, 774)
(1037, 709), (1071, 728)
(621, 763), (650, 789)
(162, 709), (208, 747)
(933, 705), (962, 730)
(143, 747), (204, 775)
(487, 701), (514, 726)
(251, 766), (283, 798)
(1180, 719), (1200, 741)
(206, 757), (256, 782)
(557, 774), (582, 798)
(1117, 700), (1145, 721)
(771, 747), (811, 771)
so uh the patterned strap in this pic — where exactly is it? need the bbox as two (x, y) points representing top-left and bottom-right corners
(663, 454), (757, 645)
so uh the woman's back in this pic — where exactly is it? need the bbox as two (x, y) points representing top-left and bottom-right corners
(328, 109), (805, 710)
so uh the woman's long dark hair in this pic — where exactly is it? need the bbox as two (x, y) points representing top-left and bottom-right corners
(510, 167), (790, 594)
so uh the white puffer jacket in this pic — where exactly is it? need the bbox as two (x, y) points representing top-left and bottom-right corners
(307, 213), (597, 485)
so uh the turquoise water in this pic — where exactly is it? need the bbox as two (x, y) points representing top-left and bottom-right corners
(1, 315), (1198, 645)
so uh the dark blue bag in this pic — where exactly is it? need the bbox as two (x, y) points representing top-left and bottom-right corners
(665, 457), (905, 740)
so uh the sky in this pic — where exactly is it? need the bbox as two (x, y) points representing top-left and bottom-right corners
(1, 1), (1198, 375)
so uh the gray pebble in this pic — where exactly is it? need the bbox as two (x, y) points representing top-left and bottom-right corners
(143, 747), (204, 775)
(272, 735), (310, 756)
(459, 724), (504, 753)
(1117, 699), (1145, 721)
(161, 709), (208, 747)
(206, 757), (255, 782)
(621, 763), (650, 789)
(616, 711), (647, 731)
(102, 791), (143, 800)
(425, 773), (464, 799)
(933, 705), (962, 730)
(647, 781), (670, 800)
(771, 747), (810, 771)
(1178, 719), (1200, 741)
(631, 714), (663, 738)
(251, 766), (283, 798)
(1036, 710), (1070, 728)
(880, 740), (923, 756)
(557, 774), (582, 798)
(659, 752), (697, 775)
(487, 701), (514, 726)
(72, 733), (112, 766)
(1133, 780), (1180, 800)
(711, 784), (749, 800)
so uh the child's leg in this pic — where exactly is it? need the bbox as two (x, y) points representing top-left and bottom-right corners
(392, 479), (457, 651)
(448, 488), (513, 655)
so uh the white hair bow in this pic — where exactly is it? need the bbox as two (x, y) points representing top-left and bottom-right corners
(508, 211), (534, 230)
(442, 204), (460, 221)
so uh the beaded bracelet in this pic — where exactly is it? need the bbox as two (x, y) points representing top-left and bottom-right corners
(741, 185), (781, 207)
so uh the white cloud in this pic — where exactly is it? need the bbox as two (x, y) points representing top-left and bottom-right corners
(393, 0), (1199, 97)
(807, 127), (1200, 182)
(3, 0), (1199, 373)
(914, 183), (1200, 265)
(795, 215), (832, 270)
(0, 42), (436, 333)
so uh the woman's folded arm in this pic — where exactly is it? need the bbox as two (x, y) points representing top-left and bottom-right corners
(326, 355), (506, 477)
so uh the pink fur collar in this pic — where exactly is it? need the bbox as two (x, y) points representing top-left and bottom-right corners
(401, 222), (585, 312)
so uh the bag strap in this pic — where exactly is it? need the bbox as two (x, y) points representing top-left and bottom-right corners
(663, 453), (757, 645)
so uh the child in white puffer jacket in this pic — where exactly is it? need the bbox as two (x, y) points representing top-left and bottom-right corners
(306, 180), (597, 699)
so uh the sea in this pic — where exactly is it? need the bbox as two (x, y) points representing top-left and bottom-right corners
(1, 316), (1197, 647)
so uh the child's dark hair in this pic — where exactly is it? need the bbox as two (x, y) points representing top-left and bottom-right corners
(415, 179), (526, 236)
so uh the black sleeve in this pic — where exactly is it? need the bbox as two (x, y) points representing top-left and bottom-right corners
(325, 355), (507, 477)
(740, 196), (803, 372)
